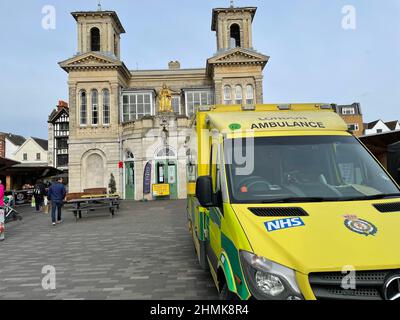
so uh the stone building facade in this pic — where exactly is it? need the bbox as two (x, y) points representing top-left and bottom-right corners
(59, 5), (269, 200)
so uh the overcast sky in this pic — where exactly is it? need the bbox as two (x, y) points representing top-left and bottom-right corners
(0, 0), (399, 138)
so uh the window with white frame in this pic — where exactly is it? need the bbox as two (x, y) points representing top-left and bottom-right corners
(348, 123), (359, 132)
(235, 85), (243, 104)
(224, 85), (232, 105)
(172, 96), (181, 114)
(122, 92), (153, 122)
(91, 89), (99, 125)
(103, 89), (110, 125)
(185, 91), (214, 117)
(80, 90), (87, 125)
(342, 107), (356, 115)
(246, 84), (255, 105)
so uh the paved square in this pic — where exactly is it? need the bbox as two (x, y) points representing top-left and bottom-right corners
(0, 200), (218, 300)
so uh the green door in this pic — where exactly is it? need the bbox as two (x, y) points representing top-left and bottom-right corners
(167, 161), (178, 200)
(125, 162), (135, 200)
(155, 160), (178, 200)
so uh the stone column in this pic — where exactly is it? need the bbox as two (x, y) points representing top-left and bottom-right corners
(243, 20), (248, 48)
(68, 82), (77, 139)
(248, 18), (253, 49)
(214, 79), (223, 105)
(255, 77), (264, 104)
(223, 19), (229, 50)
(177, 158), (187, 199)
(110, 83), (120, 126)
(82, 23), (87, 52)
(77, 23), (82, 53)
(217, 19), (223, 51)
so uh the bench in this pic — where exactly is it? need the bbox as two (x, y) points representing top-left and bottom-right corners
(66, 190), (120, 222)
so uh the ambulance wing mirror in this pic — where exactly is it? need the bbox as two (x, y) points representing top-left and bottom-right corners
(196, 176), (217, 208)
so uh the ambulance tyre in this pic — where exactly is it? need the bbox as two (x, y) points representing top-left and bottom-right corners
(219, 283), (236, 300)
(197, 240), (209, 270)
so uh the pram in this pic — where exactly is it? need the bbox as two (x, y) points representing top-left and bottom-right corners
(3, 195), (22, 223)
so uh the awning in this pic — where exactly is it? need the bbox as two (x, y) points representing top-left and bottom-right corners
(0, 157), (20, 172)
(359, 130), (400, 153)
(1, 164), (62, 177)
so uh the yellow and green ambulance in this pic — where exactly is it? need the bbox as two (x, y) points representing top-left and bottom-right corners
(186, 104), (400, 300)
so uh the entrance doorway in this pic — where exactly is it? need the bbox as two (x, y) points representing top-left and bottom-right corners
(155, 160), (178, 200)
(125, 151), (135, 200)
(155, 146), (178, 200)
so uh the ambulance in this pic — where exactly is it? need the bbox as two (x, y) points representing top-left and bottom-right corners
(186, 104), (400, 300)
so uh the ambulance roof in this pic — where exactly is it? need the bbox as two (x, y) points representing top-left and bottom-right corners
(206, 110), (348, 133)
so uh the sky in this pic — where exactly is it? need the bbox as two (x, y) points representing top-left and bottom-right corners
(0, 0), (399, 139)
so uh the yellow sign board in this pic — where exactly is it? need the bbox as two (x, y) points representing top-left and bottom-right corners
(153, 184), (170, 197)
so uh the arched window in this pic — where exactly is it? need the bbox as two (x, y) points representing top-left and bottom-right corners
(223, 85), (232, 105)
(90, 27), (101, 52)
(156, 147), (176, 159)
(80, 90), (87, 125)
(230, 24), (241, 48)
(246, 84), (255, 105)
(235, 85), (243, 104)
(91, 89), (99, 125)
(103, 89), (110, 125)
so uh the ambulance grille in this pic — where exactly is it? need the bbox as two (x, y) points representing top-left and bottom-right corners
(373, 202), (400, 213)
(249, 207), (308, 217)
(309, 270), (398, 300)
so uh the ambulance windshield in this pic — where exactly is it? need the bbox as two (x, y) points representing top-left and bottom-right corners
(224, 135), (400, 204)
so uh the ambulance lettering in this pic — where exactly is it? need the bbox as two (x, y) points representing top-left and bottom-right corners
(265, 217), (305, 232)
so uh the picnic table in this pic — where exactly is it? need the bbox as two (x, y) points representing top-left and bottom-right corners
(67, 194), (120, 222)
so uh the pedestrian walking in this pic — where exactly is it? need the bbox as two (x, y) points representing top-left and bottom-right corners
(33, 180), (46, 212)
(47, 177), (67, 226)
(0, 180), (5, 241)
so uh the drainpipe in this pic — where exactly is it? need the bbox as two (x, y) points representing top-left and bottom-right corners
(118, 86), (124, 199)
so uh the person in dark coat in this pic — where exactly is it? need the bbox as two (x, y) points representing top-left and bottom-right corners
(47, 177), (67, 226)
(33, 180), (46, 212)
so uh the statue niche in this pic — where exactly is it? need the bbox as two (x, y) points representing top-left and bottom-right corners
(158, 84), (173, 113)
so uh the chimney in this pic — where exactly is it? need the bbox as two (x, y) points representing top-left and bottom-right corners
(0, 133), (5, 158)
(57, 100), (69, 111)
(168, 61), (181, 70)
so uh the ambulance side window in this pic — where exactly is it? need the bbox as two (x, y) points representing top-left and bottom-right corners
(210, 143), (222, 207)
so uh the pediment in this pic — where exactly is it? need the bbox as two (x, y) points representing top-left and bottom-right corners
(208, 48), (269, 65)
(59, 52), (121, 70)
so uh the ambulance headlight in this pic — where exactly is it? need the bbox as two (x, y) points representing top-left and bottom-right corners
(255, 271), (284, 296)
(240, 251), (303, 300)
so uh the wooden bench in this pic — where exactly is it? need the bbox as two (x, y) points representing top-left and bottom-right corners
(66, 190), (120, 222)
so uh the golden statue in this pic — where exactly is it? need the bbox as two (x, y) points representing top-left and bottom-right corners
(158, 84), (173, 113)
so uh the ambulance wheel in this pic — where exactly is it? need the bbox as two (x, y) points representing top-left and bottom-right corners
(197, 240), (209, 271)
(219, 283), (236, 300)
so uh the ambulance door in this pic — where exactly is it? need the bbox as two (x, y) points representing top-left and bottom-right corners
(207, 140), (223, 271)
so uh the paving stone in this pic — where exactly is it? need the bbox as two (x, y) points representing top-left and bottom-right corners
(0, 200), (218, 300)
